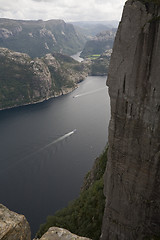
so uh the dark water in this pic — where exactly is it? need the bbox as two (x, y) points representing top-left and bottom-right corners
(0, 75), (110, 237)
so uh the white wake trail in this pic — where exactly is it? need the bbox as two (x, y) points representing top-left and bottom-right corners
(1, 129), (77, 173)
(36, 129), (76, 153)
(73, 87), (106, 98)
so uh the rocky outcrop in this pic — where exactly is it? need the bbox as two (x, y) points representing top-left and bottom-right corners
(0, 204), (31, 240)
(37, 227), (91, 240)
(101, 0), (160, 239)
(0, 48), (53, 109)
(0, 48), (89, 110)
(0, 204), (92, 240)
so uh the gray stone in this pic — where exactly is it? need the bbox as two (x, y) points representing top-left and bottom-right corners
(38, 227), (91, 240)
(101, 0), (160, 239)
(0, 204), (31, 240)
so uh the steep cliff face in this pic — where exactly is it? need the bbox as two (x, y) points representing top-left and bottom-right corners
(101, 0), (160, 239)
(0, 204), (31, 240)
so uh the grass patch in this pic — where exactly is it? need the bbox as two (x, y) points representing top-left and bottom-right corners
(87, 54), (101, 60)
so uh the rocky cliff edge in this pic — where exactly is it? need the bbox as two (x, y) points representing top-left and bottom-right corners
(0, 204), (31, 240)
(35, 227), (91, 240)
(0, 204), (92, 240)
(101, 0), (160, 239)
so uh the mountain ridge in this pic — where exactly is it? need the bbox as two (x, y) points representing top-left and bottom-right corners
(0, 18), (86, 57)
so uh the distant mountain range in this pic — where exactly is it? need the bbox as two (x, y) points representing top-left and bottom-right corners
(0, 18), (118, 59)
(0, 18), (117, 110)
(0, 18), (86, 58)
(71, 20), (119, 37)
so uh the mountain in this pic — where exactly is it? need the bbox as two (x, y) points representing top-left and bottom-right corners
(0, 18), (86, 58)
(80, 29), (116, 58)
(1, 0), (160, 239)
(71, 21), (119, 37)
(0, 48), (89, 110)
(85, 49), (112, 76)
(36, 0), (160, 239)
(101, 0), (160, 239)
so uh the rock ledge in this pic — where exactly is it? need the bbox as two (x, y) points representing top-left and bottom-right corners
(0, 204), (31, 240)
(37, 227), (91, 240)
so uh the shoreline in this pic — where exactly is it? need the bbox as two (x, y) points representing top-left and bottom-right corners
(0, 85), (78, 112)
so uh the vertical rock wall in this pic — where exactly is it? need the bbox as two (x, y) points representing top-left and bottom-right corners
(101, 0), (160, 239)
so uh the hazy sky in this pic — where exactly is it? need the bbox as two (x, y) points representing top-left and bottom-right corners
(0, 0), (126, 22)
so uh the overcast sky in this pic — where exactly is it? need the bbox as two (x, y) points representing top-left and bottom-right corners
(0, 0), (126, 22)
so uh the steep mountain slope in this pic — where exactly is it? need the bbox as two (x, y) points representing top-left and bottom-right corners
(80, 29), (116, 58)
(101, 0), (160, 239)
(89, 50), (112, 76)
(0, 18), (86, 57)
(0, 48), (88, 110)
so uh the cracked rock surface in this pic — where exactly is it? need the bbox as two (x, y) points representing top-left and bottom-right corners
(38, 227), (91, 240)
(101, 0), (160, 239)
(0, 204), (31, 240)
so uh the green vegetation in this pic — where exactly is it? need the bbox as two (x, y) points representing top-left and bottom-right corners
(144, 236), (160, 240)
(91, 61), (107, 75)
(51, 52), (89, 86)
(0, 54), (34, 109)
(81, 39), (113, 58)
(0, 48), (89, 110)
(36, 147), (108, 240)
(87, 54), (101, 60)
(137, 0), (160, 6)
(88, 52), (111, 76)
(80, 29), (116, 59)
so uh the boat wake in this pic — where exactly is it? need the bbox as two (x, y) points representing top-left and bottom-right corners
(37, 129), (77, 152)
(73, 87), (106, 98)
(1, 129), (77, 173)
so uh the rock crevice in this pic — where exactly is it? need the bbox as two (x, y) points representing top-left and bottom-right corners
(101, 0), (160, 239)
